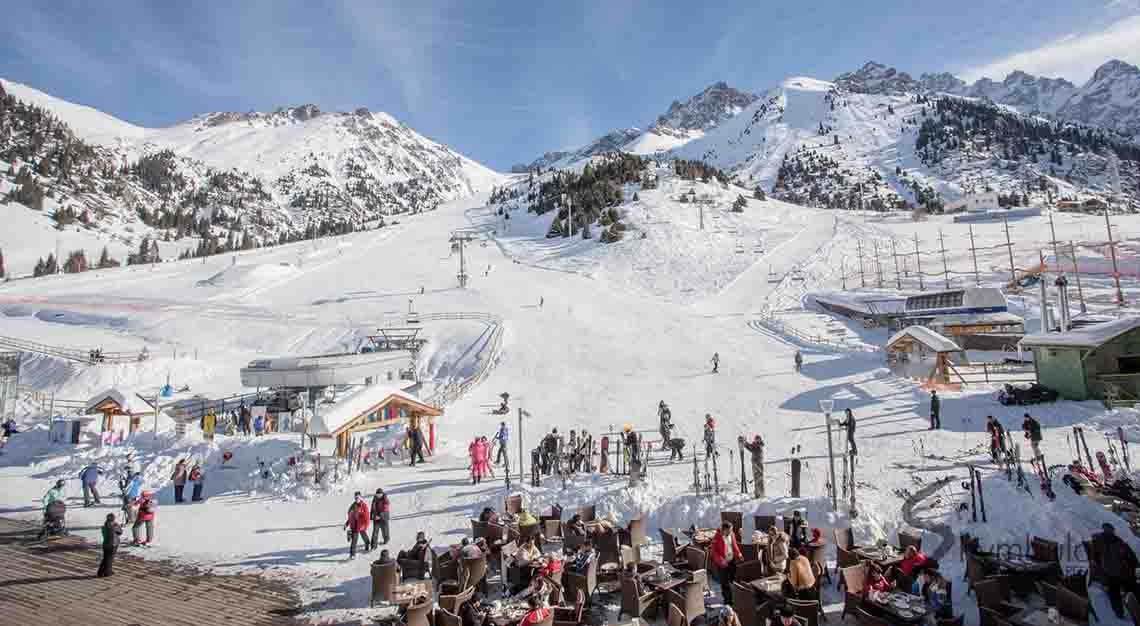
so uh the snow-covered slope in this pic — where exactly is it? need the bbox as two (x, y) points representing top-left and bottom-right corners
(0, 78), (146, 145)
(1055, 60), (1140, 138)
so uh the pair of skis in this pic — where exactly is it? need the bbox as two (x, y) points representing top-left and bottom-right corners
(967, 465), (987, 523)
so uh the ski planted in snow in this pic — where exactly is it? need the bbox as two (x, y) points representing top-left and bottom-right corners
(973, 466), (987, 522)
(1120, 426), (1132, 473)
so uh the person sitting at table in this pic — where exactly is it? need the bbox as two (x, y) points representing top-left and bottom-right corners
(621, 561), (641, 582)
(913, 570), (951, 618)
(865, 564), (893, 594)
(785, 546), (817, 599)
(375, 548), (397, 566)
(399, 531), (431, 562)
(564, 513), (588, 537)
(788, 511), (808, 548)
(478, 507), (500, 524)
(896, 545), (929, 578)
(538, 553), (563, 578)
(806, 528), (824, 547)
(571, 542), (595, 574)
(767, 526), (790, 573)
(719, 607), (742, 626)
(514, 573), (553, 604)
(710, 521), (744, 606)
(461, 537), (484, 559)
(519, 594), (551, 626)
(460, 593), (488, 626)
(518, 509), (540, 529)
(515, 537), (541, 564)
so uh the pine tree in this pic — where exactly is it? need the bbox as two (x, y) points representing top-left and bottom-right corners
(753, 186), (766, 201)
(732, 194), (747, 213)
(34, 257), (45, 278)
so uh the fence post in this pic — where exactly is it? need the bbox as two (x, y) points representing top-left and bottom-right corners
(1003, 218), (1017, 285)
(938, 230), (950, 289)
(914, 234), (924, 291)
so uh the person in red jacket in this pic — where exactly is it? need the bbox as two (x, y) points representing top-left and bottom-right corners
(709, 521), (744, 605)
(865, 564), (893, 594)
(896, 545), (928, 577)
(345, 491), (371, 559)
(519, 595), (550, 626)
(131, 490), (157, 545)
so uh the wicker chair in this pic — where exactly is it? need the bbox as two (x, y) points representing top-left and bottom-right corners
(564, 532), (587, 554)
(660, 529), (688, 568)
(563, 556), (598, 605)
(461, 555), (489, 594)
(667, 603), (686, 626)
(399, 551), (430, 580)
(898, 530), (923, 552)
(684, 546), (708, 574)
(438, 586), (474, 613)
(741, 543), (760, 563)
(619, 574), (659, 620)
(833, 527), (854, 551)
(787, 597), (821, 626)
(1055, 584), (1090, 623)
(553, 589), (585, 626)
(836, 546), (860, 589)
(663, 580), (706, 626)
(540, 504), (564, 527)
(436, 607), (462, 626)
(370, 560), (400, 607)
(404, 600), (433, 626)
(504, 494), (523, 516)
(545, 520), (564, 547)
(732, 582), (767, 626)
(735, 559), (767, 584)
(578, 504), (596, 523)
(807, 543), (831, 584)
(840, 563), (867, 620)
(964, 553), (988, 594)
(1036, 582), (1058, 607)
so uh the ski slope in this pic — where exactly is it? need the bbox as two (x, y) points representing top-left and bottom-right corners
(1, 186), (1138, 626)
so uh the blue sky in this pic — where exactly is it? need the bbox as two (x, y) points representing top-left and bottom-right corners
(2, 1), (1138, 170)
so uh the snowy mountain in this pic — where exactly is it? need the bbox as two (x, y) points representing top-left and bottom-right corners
(0, 78), (502, 275)
(1054, 60), (1140, 139)
(670, 75), (1139, 213)
(513, 82), (759, 171)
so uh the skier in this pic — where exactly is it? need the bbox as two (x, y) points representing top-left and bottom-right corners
(79, 462), (104, 507)
(625, 427), (642, 486)
(711, 352), (720, 374)
(541, 429), (559, 475)
(929, 390), (941, 430)
(344, 491), (371, 559)
(658, 402), (673, 448)
(703, 415), (717, 458)
(171, 458), (188, 503)
(985, 416), (1006, 462)
(408, 425), (426, 467)
(97, 513), (122, 577)
(1022, 412), (1043, 462)
(122, 471), (142, 523)
(42, 479), (66, 509)
(479, 436), (494, 479)
(740, 434), (766, 498)
(838, 408), (857, 456)
(494, 421), (510, 466)
(189, 462), (205, 502)
(370, 487), (390, 547)
(794, 351), (803, 373)
(131, 490), (157, 545)
(539, 297), (544, 309)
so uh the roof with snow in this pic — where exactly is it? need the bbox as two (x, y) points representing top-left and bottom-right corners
(887, 326), (962, 353)
(308, 383), (437, 436)
(1019, 316), (1140, 349)
(85, 388), (141, 415)
(928, 312), (1025, 327)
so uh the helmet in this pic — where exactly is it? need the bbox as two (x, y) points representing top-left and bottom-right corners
(55, 479), (65, 488)
(622, 425), (632, 433)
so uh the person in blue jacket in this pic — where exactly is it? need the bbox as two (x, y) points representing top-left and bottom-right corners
(493, 421), (509, 466)
(79, 462), (104, 507)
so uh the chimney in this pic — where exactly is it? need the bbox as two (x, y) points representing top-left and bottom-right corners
(1054, 275), (1071, 331)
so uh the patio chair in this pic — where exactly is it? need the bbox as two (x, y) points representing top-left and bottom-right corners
(840, 563), (868, 620)
(370, 560), (399, 607)
(553, 589), (585, 626)
(619, 574), (659, 620)
(540, 503), (564, 527)
(1056, 584), (1090, 623)
(664, 580), (706, 626)
(433, 550), (460, 591)
(735, 559), (767, 584)
(563, 532), (587, 554)
(741, 542), (760, 563)
(436, 607), (462, 626)
(732, 582), (767, 626)
(690, 568), (711, 597)
(438, 586), (474, 613)
(807, 543), (831, 584)
(836, 546), (860, 589)
(1036, 582), (1058, 607)
(399, 551), (430, 581)
(563, 556), (598, 605)
(545, 520), (564, 547)
(833, 527), (855, 551)
(504, 494), (523, 516)
(898, 530), (923, 552)
(964, 553), (988, 594)
(461, 555), (488, 594)
(578, 504), (596, 523)
(684, 546), (708, 574)
(854, 607), (890, 626)
(404, 600), (433, 626)
(786, 597), (821, 626)
(1031, 537), (1060, 563)
(667, 603), (686, 626)
(660, 529), (688, 568)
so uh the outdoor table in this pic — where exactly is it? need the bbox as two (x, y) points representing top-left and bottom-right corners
(641, 572), (686, 593)
(854, 545), (905, 569)
(391, 581), (432, 606)
(1010, 608), (1086, 626)
(684, 528), (718, 547)
(864, 590), (932, 624)
(751, 575), (787, 606)
(982, 554), (1058, 577)
(486, 600), (530, 626)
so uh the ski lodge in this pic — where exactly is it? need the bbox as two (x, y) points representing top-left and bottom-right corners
(1019, 316), (1140, 405)
(885, 326), (964, 387)
(307, 382), (442, 457)
(85, 388), (150, 433)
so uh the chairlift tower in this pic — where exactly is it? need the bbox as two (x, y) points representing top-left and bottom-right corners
(449, 230), (479, 288)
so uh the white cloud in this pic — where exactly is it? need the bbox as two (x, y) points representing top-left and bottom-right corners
(960, 14), (1140, 84)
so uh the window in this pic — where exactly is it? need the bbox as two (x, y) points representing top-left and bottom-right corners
(1119, 356), (1140, 375)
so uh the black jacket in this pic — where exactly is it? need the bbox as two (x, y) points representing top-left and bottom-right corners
(1023, 418), (1042, 442)
(102, 520), (122, 550)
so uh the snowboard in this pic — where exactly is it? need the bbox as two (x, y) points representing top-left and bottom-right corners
(599, 437), (610, 473)
(1096, 451), (1113, 482)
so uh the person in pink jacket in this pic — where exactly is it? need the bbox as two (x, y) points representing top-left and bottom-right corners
(479, 436), (495, 479)
(469, 438), (483, 484)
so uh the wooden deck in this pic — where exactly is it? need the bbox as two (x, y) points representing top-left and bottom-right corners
(0, 517), (301, 626)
